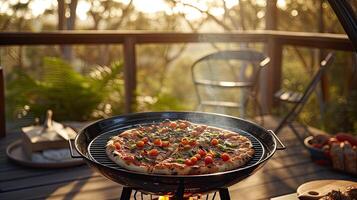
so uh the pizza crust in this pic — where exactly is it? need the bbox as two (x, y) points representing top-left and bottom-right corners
(106, 145), (150, 173)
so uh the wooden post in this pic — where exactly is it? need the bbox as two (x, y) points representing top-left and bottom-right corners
(0, 66), (5, 137)
(261, 38), (283, 113)
(123, 37), (137, 113)
(262, 0), (282, 113)
(266, 0), (277, 31)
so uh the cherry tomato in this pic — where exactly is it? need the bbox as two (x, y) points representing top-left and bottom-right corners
(198, 149), (206, 157)
(169, 122), (177, 129)
(189, 140), (197, 146)
(114, 142), (121, 150)
(162, 141), (170, 147)
(181, 138), (189, 145)
(179, 123), (188, 129)
(194, 154), (201, 160)
(204, 156), (213, 165)
(336, 133), (357, 146)
(185, 159), (193, 166)
(190, 156), (198, 164)
(206, 152), (214, 158)
(148, 149), (159, 156)
(124, 156), (134, 161)
(142, 137), (149, 144)
(221, 153), (230, 161)
(154, 139), (162, 146)
(211, 138), (219, 146)
(136, 141), (145, 148)
(162, 121), (170, 127)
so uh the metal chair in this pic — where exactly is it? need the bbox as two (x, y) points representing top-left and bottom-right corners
(191, 50), (270, 120)
(274, 52), (335, 143)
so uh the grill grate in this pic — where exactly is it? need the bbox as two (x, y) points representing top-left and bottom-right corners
(88, 125), (265, 171)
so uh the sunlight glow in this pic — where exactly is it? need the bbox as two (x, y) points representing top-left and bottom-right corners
(291, 9), (298, 16)
(170, 4), (202, 20)
(28, 0), (55, 17)
(277, 0), (287, 10)
(76, 0), (90, 20)
(1, 0), (288, 23)
(0, 2), (9, 14)
(225, 0), (238, 9)
(133, 0), (170, 13)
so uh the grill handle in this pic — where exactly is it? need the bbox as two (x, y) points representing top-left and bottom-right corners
(68, 138), (82, 158)
(268, 130), (286, 150)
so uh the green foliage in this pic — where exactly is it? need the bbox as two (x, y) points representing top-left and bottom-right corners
(6, 57), (124, 121)
(323, 90), (357, 135)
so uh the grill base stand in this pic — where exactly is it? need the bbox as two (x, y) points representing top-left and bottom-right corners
(120, 187), (133, 200)
(119, 187), (231, 200)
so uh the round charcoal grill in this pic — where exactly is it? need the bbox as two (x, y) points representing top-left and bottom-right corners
(69, 111), (285, 200)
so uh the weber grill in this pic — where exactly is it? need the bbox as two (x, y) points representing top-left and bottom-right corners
(69, 111), (285, 200)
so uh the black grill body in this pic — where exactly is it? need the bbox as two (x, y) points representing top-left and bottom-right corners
(74, 112), (282, 195)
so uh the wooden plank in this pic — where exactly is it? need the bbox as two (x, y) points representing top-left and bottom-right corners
(0, 31), (265, 45)
(229, 170), (355, 200)
(0, 67), (5, 138)
(0, 31), (352, 51)
(0, 166), (95, 192)
(0, 165), (88, 182)
(0, 176), (119, 200)
(230, 161), (327, 190)
(123, 37), (137, 113)
(45, 186), (124, 200)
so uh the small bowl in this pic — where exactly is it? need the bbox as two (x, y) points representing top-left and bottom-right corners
(304, 136), (331, 165)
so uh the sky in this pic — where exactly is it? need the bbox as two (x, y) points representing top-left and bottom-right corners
(0, 0), (287, 21)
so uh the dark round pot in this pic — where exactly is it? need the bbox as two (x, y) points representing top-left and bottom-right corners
(304, 136), (331, 165)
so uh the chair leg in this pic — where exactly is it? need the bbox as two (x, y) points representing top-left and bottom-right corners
(254, 96), (264, 125)
(0, 67), (5, 138)
(246, 93), (264, 125)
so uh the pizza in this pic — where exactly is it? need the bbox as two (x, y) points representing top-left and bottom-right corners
(106, 119), (255, 175)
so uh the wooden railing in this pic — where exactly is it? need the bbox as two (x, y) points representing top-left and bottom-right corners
(0, 30), (354, 137)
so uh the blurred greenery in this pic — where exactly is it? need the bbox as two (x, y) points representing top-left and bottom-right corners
(1, 0), (356, 134)
(6, 57), (124, 121)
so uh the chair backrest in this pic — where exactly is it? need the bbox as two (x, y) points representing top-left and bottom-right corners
(191, 50), (269, 83)
(191, 50), (269, 111)
(274, 52), (335, 133)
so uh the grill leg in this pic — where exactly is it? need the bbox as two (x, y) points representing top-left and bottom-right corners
(120, 187), (132, 200)
(219, 188), (230, 200)
(174, 182), (185, 200)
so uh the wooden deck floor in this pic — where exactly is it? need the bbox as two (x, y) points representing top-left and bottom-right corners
(0, 116), (356, 200)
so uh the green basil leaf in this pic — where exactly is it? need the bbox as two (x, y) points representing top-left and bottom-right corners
(176, 158), (185, 164)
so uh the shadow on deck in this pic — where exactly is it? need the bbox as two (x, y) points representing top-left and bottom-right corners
(0, 115), (355, 200)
